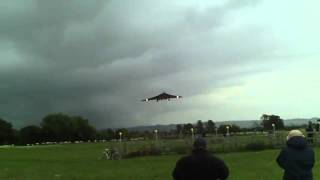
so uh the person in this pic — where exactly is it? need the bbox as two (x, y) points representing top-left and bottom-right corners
(315, 121), (320, 132)
(306, 121), (314, 144)
(172, 137), (229, 180)
(276, 130), (315, 180)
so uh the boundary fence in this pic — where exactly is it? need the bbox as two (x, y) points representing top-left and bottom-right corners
(111, 131), (320, 158)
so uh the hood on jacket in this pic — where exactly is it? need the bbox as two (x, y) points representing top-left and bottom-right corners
(193, 137), (207, 150)
(286, 129), (305, 140)
(287, 136), (307, 150)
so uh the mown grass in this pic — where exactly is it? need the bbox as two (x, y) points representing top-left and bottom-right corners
(0, 143), (319, 180)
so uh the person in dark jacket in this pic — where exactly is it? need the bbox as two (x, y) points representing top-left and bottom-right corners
(276, 130), (315, 180)
(306, 121), (314, 144)
(172, 137), (229, 180)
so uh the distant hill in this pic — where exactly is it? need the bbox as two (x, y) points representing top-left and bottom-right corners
(127, 118), (319, 132)
(284, 117), (319, 126)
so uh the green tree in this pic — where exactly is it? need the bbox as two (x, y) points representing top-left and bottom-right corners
(0, 118), (15, 145)
(19, 125), (43, 145)
(206, 120), (216, 133)
(316, 119), (320, 131)
(71, 116), (96, 141)
(196, 120), (205, 135)
(218, 124), (240, 135)
(176, 124), (183, 135)
(97, 129), (114, 140)
(41, 113), (71, 141)
(230, 124), (241, 133)
(115, 128), (129, 140)
(218, 124), (229, 135)
(183, 123), (194, 135)
(41, 113), (97, 142)
(260, 114), (285, 131)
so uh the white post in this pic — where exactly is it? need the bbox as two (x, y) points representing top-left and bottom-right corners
(215, 127), (218, 136)
(191, 128), (194, 141)
(272, 123), (275, 135)
(154, 129), (158, 141)
(119, 132), (123, 142)
(226, 126), (230, 136)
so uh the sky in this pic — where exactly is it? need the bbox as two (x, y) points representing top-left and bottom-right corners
(1, 0), (319, 129)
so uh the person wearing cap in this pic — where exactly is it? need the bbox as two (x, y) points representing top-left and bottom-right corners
(276, 129), (315, 180)
(172, 137), (229, 180)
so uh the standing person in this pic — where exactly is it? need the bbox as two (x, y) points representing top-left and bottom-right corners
(276, 130), (315, 180)
(306, 121), (314, 144)
(172, 137), (229, 180)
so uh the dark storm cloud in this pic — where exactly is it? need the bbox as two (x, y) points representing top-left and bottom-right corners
(1, 0), (278, 128)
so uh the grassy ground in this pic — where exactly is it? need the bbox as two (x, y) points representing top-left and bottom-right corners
(0, 143), (319, 180)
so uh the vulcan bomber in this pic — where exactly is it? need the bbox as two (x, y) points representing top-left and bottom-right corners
(142, 92), (182, 102)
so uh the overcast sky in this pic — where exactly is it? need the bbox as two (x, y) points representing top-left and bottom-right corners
(1, 0), (319, 129)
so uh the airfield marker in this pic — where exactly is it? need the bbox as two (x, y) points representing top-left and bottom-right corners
(226, 126), (230, 136)
(191, 128), (195, 141)
(272, 123), (275, 135)
(119, 132), (123, 142)
(154, 129), (158, 141)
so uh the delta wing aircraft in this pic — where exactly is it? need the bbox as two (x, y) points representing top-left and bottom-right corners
(142, 92), (182, 102)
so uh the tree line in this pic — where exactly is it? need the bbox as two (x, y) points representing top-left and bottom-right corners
(176, 120), (242, 137)
(0, 113), (306, 145)
(0, 113), (98, 145)
(175, 115), (287, 137)
(0, 113), (171, 145)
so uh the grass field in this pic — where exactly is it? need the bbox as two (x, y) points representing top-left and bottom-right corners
(0, 143), (319, 180)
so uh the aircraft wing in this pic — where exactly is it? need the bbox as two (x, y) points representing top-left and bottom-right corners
(142, 92), (182, 102)
(161, 93), (180, 99)
(141, 95), (160, 101)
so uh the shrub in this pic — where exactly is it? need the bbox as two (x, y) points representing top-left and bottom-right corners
(124, 144), (162, 158)
(170, 144), (191, 155)
(245, 142), (269, 151)
(209, 138), (224, 144)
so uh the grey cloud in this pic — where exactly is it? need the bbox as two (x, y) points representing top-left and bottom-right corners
(0, 0), (279, 128)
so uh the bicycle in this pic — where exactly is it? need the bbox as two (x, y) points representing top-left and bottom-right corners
(101, 148), (121, 160)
